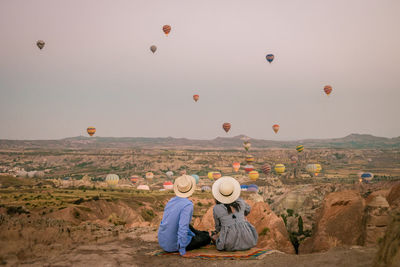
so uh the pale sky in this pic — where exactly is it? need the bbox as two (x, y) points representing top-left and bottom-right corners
(1, 0), (399, 140)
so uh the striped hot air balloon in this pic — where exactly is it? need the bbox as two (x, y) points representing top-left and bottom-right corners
(275, 164), (285, 174)
(266, 54), (274, 63)
(193, 94), (199, 102)
(105, 174), (119, 186)
(213, 172), (222, 180)
(232, 162), (241, 172)
(248, 171), (259, 181)
(130, 175), (139, 184)
(244, 165), (254, 173)
(324, 85), (333, 96)
(87, 127), (96, 136)
(245, 155), (255, 164)
(222, 123), (231, 133)
(240, 185), (248, 191)
(145, 172), (154, 179)
(163, 25), (171, 36)
(261, 164), (271, 174)
(272, 124), (280, 133)
(247, 184), (259, 193)
(296, 145), (304, 153)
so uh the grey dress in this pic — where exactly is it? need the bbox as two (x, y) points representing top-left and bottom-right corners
(213, 198), (258, 251)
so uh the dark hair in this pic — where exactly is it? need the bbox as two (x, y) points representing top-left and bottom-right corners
(215, 199), (241, 214)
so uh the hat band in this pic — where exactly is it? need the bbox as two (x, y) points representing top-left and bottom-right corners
(179, 183), (193, 193)
(220, 190), (233, 197)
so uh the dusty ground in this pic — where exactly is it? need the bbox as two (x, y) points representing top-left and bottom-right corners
(13, 237), (377, 267)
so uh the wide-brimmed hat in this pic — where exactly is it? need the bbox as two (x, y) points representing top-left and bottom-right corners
(174, 175), (196, 198)
(212, 176), (241, 204)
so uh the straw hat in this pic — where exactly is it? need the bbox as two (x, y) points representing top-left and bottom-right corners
(174, 175), (196, 198)
(212, 176), (241, 204)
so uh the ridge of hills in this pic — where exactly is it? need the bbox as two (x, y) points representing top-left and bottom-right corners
(0, 133), (399, 149)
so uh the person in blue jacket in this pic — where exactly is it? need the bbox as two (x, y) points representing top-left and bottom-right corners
(158, 175), (211, 256)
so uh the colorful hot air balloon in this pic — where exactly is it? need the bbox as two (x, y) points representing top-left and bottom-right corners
(163, 25), (171, 36)
(213, 172), (222, 180)
(166, 171), (174, 179)
(36, 40), (45, 50)
(222, 123), (231, 133)
(240, 185), (248, 191)
(232, 162), (240, 172)
(261, 164), (271, 174)
(324, 85), (333, 96)
(208, 172), (214, 180)
(163, 181), (173, 190)
(105, 174), (119, 186)
(243, 141), (251, 151)
(306, 164), (322, 176)
(245, 155), (255, 164)
(296, 145), (304, 153)
(244, 165), (254, 173)
(130, 175), (139, 184)
(248, 171), (259, 181)
(193, 94), (199, 102)
(290, 155), (298, 164)
(266, 54), (274, 63)
(247, 184), (259, 193)
(275, 164), (285, 174)
(145, 172), (154, 179)
(272, 124), (280, 134)
(191, 174), (200, 184)
(201, 185), (211, 191)
(360, 172), (374, 182)
(150, 45), (157, 53)
(87, 127), (96, 136)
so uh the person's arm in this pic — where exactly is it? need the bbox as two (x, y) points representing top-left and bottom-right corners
(178, 204), (193, 256)
(213, 206), (221, 233)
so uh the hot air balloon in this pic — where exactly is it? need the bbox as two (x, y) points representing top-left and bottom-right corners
(244, 164), (254, 173)
(266, 54), (274, 63)
(163, 181), (173, 190)
(166, 171), (174, 179)
(163, 25), (171, 36)
(193, 94), (199, 102)
(201, 185), (211, 191)
(290, 155), (298, 164)
(36, 40), (45, 50)
(150, 45), (157, 53)
(130, 175), (139, 184)
(324, 85), (333, 96)
(191, 174), (200, 184)
(105, 174), (119, 186)
(360, 172), (374, 182)
(245, 155), (255, 164)
(272, 124), (280, 134)
(306, 164), (322, 176)
(222, 123), (231, 133)
(243, 141), (251, 151)
(247, 184), (259, 193)
(240, 185), (249, 191)
(87, 127), (96, 136)
(275, 164), (285, 174)
(208, 172), (214, 180)
(248, 171), (259, 181)
(296, 145), (304, 153)
(145, 172), (154, 179)
(213, 172), (222, 180)
(137, 184), (150, 190)
(261, 164), (271, 174)
(232, 162), (240, 172)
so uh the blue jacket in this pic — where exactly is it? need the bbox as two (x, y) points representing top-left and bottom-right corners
(158, 196), (195, 255)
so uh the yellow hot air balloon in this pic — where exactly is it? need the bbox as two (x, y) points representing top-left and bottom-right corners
(248, 170), (259, 181)
(245, 155), (255, 164)
(145, 172), (154, 179)
(87, 127), (96, 136)
(306, 164), (322, 176)
(105, 174), (119, 186)
(208, 172), (214, 180)
(275, 164), (285, 174)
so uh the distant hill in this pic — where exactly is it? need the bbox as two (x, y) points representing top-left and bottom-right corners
(0, 134), (399, 150)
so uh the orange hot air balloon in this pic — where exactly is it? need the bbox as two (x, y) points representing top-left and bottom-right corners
(193, 94), (199, 102)
(232, 162), (240, 172)
(222, 123), (231, 133)
(163, 25), (171, 36)
(324, 85), (333, 96)
(213, 172), (222, 179)
(87, 127), (96, 136)
(272, 124), (280, 133)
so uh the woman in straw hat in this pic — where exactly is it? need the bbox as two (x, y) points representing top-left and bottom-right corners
(211, 176), (258, 251)
(158, 175), (211, 256)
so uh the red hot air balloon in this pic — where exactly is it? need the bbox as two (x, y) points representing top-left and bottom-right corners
(222, 123), (231, 133)
(324, 85), (333, 96)
(244, 164), (254, 173)
(261, 164), (271, 174)
(272, 124), (280, 133)
(163, 25), (171, 36)
(193, 94), (199, 102)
